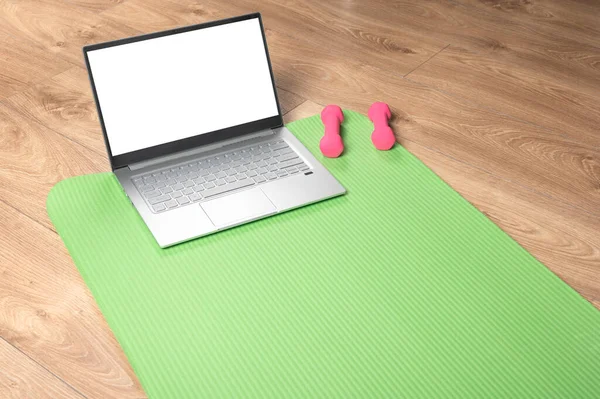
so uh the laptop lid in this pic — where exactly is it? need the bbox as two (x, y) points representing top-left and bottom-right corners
(83, 13), (283, 171)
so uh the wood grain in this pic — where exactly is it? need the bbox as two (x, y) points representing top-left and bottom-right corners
(0, 202), (145, 398)
(0, 102), (108, 230)
(256, 30), (600, 216)
(100, 0), (447, 75)
(462, 0), (600, 48)
(0, 32), (71, 100)
(0, 0), (141, 69)
(406, 44), (600, 148)
(0, 0), (599, 397)
(0, 338), (84, 399)
(5, 67), (106, 156)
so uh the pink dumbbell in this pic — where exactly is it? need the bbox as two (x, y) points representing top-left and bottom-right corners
(368, 102), (395, 150)
(320, 105), (344, 158)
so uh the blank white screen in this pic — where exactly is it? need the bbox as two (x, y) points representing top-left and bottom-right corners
(87, 18), (279, 156)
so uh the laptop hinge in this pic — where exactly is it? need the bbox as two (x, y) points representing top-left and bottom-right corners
(128, 128), (276, 171)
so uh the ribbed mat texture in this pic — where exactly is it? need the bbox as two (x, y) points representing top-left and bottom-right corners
(48, 111), (600, 398)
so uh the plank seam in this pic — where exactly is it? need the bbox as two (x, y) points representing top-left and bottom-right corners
(0, 336), (88, 399)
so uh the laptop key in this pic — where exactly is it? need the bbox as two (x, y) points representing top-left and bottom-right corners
(171, 191), (183, 198)
(161, 186), (173, 194)
(189, 193), (202, 202)
(270, 142), (287, 150)
(148, 194), (171, 205)
(265, 172), (277, 180)
(152, 203), (167, 212)
(182, 188), (194, 195)
(172, 183), (184, 191)
(202, 179), (254, 198)
(165, 199), (178, 209)
(253, 176), (266, 184)
(145, 190), (162, 198)
(278, 152), (298, 162)
(204, 182), (216, 189)
(177, 196), (190, 205)
(278, 158), (303, 169)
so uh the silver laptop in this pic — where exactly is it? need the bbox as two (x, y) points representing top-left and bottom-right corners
(83, 13), (345, 248)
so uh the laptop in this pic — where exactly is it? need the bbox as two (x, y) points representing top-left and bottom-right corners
(83, 13), (345, 248)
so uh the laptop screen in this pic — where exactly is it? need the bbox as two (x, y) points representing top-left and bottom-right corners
(86, 17), (279, 158)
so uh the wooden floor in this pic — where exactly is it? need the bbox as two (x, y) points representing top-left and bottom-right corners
(1, 0), (599, 397)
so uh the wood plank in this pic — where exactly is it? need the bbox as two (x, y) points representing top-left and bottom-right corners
(101, 0), (447, 75)
(459, 0), (600, 48)
(0, 338), (85, 399)
(0, 0), (141, 69)
(324, 0), (600, 146)
(406, 43), (600, 148)
(0, 101), (108, 230)
(344, 0), (600, 84)
(64, 0), (125, 13)
(249, 31), (600, 216)
(5, 67), (106, 155)
(283, 100), (323, 124)
(199, 0), (447, 74)
(99, 0), (225, 32)
(0, 32), (71, 100)
(0, 202), (146, 398)
(277, 87), (305, 115)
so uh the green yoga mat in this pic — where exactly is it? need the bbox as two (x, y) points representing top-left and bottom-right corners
(48, 111), (600, 398)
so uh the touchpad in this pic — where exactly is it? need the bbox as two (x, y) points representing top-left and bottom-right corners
(200, 188), (277, 229)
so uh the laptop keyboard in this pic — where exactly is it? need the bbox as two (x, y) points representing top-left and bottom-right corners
(132, 139), (310, 213)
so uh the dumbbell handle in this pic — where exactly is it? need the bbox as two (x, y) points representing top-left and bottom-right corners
(320, 105), (344, 158)
(322, 114), (342, 137)
(370, 113), (390, 127)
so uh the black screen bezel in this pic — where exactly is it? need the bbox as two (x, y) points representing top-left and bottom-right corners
(83, 13), (283, 170)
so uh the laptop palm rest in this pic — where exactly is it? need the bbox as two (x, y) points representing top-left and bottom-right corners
(200, 188), (277, 229)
